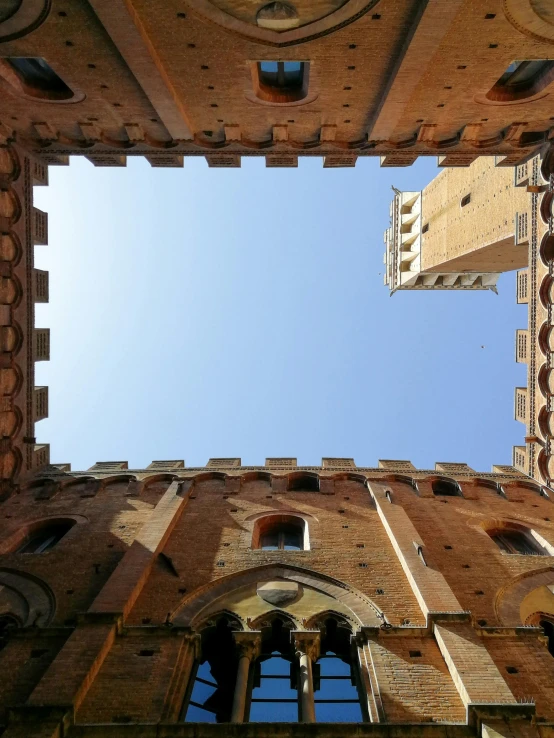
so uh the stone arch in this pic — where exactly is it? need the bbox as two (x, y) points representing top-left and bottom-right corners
(303, 608), (356, 631)
(246, 608), (300, 631)
(495, 567), (554, 625)
(240, 470), (272, 485)
(195, 608), (245, 632)
(286, 471), (319, 492)
(0, 568), (55, 626)
(0, 514), (87, 554)
(0, 232), (22, 265)
(142, 472), (179, 487)
(172, 563), (383, 627)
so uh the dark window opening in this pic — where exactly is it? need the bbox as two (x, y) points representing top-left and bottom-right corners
(183, 617), (238, 723)
(249, 618), (298, 722)
(288, 474), (319, 492)
(489, 528), (548, 556)
(432, 479), (460, 497)
(255, 61), (309, 104)
(17, 521), (74, 553)
(461, 194), (471, 207)
(0, 57), (74, 101)
(0, 615), (18, 652)
(422, 223), (429, 234)
(487, 60), (554, 101)
(260, 522), (302, 551)
(315, 619), (363, 722)
(540, 620), (554, 656)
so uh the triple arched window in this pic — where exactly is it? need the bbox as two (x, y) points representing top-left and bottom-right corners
(182, 616), (365, 723)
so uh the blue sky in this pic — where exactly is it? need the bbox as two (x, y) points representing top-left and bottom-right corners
(33, 155), (526, 472)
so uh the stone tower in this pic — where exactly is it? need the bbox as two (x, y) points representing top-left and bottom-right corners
(384, 157), (530, 293)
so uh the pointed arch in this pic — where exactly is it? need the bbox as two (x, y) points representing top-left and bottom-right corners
(172, 563), (383, 627)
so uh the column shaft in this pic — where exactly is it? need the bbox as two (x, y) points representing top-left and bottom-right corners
(231, 654), (251, 723)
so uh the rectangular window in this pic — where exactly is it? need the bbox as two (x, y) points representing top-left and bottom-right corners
(422, 223), (429, 234)
(460, 194), (471, 207)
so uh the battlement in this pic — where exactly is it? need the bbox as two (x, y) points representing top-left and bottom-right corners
(37, 457), (525, 479)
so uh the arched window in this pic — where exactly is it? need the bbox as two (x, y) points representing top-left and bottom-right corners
(254, 61), (309, 104)
(432, 479), (461, 497)
(488, 527), (548, 556)
(16, 520), (74, 553)
(253, 514), (307, 550)
(0, 57), (75, 101)
(249, 618), (298, 722)
(486, 60), (554, 102)
(183, 617), (238, 723)
(314, 618), (364, 722)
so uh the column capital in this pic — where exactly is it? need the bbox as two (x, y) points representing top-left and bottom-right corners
(184, 632), (202, 660)
(291, 630), (320, 662)
(233, 631), (262, 661)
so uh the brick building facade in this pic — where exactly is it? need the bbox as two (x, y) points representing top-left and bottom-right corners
(2, 0), (554, 736)
(1, 1), (554, 168)
(1, 458), (554, 738)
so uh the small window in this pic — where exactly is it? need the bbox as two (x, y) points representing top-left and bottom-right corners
(486, 60), (554, 101)
(422, 223), (429, 234)
(254, 61), (309, 104)
(488, 528), (548, 556)
(0, 57), (75, 101)
(16, 521), (74, 553)
(432, 479), (461, 497)
(253, 514), (308, 550)
(461, 194), (471, 207)
(288, 474), (319, 492)
(260, 522), (303, 551)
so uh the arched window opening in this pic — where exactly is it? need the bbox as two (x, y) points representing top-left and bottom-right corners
(0, 57), (74, 101)
(486, 60), (554, 101)
(183, 617), (238, 723)
(432, 479), (461, 497)
(261, 523), (302, 551)
(249, 618), (297, 722)
(540, 620), (554, 656)
(253, 514), (308, 551)
(488, 528), (548, 556)
(254, 61), (309, 104)
(16, 520), (75, 553)
(314, 618), (364, 722)
(288, 474), (319, 492)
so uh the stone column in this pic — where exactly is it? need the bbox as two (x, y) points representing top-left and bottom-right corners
(292, 630), (320, 723)
(231, 631), (261, 723)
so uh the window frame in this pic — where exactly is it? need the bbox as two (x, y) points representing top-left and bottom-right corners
(251, 60), (310, 104)
(486, 59), (554, 102)
(252, 513), (309, 551)
(488, 527), (548, 556)
(0, 56), (83, 103)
